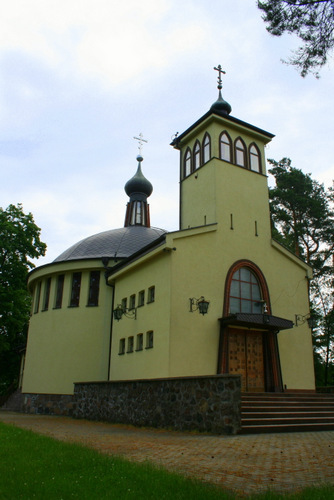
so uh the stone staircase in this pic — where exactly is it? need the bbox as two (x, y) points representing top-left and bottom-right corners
(241, 393), (334, 434)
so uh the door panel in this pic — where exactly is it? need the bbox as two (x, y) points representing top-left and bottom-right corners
(228, 329), (265, 392)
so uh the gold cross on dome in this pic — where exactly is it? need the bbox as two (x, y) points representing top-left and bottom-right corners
(214, 65), (226, 90)
(133, 133), (148, 155)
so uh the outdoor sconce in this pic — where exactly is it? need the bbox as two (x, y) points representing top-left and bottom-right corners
(189, 296), (210, 315)
(113, 305), (137, 321)
(295, 314), (314, 328)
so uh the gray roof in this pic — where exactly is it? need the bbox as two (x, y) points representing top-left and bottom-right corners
(54, 226), (166, 263)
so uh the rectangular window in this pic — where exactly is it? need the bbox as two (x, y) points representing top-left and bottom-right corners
(146, 330), (154, 349)
(121, 297), (127, 311)
(87, 270), (100, 306)
(127, 336), (134, 353)
(54, 274), (65, 309)
(69, 272), (81, 307)
(34, 282), (41, 314)
(119, 338), (125, 355)
(42, 277), (51, 311)
(138, 290), (145, 307)
(136, 333), (143, 351)
(147, 286), (155, 303)
(129, 294), (136, 310)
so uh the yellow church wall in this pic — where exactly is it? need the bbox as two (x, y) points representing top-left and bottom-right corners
(167, 228), (223, 377)
(164, 216), (314, 389)
(22, 261), (113, 395)
(268, 244), (315, 390)
(109, 252), (172, 381)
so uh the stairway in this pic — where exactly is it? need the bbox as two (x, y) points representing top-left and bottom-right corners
(241, 393), (334, 434)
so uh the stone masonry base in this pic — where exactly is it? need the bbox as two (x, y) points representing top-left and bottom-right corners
(21, 374), (241, 435)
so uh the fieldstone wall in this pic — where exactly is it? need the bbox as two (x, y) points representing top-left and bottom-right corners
(21, 393), (75, 416)
(74, 374), (241, 435)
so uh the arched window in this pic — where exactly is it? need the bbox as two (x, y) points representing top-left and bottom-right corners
(235, 138), (247, 167)
(202, 133), (211, 163)
(229, 267), (263, 314)
(184, 148), (191, 178)
(193, 141), (201, 170)
(249, 144), (261, 173)
(220, 132), (232, 162)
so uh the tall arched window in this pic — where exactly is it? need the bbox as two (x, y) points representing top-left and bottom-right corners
(184, 148), (191, 177)
(202, 133), (211, 164)
(193, 141), (201, 170)
(249, 144), (261, 173)
(229, 267), (262, 314)
(235, 138), (246, 167)
(220, 132), (232, 162)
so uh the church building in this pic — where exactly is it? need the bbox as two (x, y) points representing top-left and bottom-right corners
(21, 68), (315, 410)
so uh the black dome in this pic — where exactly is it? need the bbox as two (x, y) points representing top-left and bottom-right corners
(53, 225), (166, 263)
(124, 156), (153, 198)
(210, 90), (232, 116)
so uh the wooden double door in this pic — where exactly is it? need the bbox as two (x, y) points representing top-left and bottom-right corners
(228, 329), (265, 392)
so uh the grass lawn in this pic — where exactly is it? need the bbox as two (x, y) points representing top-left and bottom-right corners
(0, 422), (333, 499)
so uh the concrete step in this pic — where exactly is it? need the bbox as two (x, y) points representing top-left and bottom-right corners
(240, 392), (334, 434)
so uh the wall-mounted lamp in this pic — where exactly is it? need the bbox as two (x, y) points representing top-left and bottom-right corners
(113, 305), (137, 321)
(295, 314), (314, 328)
(189, 296), (210, 315)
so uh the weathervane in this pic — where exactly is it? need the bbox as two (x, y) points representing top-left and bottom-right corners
(133, 133), (148, 156)
(213, 65), (226, 90)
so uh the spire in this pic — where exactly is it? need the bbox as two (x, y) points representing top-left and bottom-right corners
(124, 138), (153, 228)
(210, 65), (232, 116)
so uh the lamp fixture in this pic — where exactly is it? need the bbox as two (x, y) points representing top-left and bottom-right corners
(189, 296), (210, 315)
(295, 314), (314, 328)
(113, 305), (137, 321)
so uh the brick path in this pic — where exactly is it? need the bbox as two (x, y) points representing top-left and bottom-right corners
(1, 411), (334, 496)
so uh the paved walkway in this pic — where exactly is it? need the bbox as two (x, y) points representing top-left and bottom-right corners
(1, 411), (334, 496)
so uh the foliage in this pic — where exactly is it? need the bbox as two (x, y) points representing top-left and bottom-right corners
(268, 158), (334, 385)
(258, 0), (334, 77)
(268, 158), (333, 268)
(0, 204), (46, 394)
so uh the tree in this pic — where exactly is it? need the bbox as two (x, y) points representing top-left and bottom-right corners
(268, 157), (333, 268)
(0, 204), (46, 394)
(258, 0), (334, 77)
(268, 158), (334, 386)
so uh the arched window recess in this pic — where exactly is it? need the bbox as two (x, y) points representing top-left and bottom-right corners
(202, 133), (211, 164)
(234, 137), (247, 168)
(183, 148), (192, 178)
(249, 143), (262, 173)
(221, 260), (293, 331)
(193, 140), (201, 171)
(219, 131), (232, 163)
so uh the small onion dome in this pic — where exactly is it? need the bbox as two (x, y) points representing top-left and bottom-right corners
(124, 155), (153, 198)
(210, 90), (232, 116)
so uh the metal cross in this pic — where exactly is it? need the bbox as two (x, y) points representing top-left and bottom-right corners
(214, 65), (226, 90)
(133, 133), (148, 155)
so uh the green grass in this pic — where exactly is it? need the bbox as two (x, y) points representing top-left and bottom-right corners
(0, 422), (333, 500)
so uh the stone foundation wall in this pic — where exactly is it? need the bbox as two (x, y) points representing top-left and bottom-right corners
(22, 393), (75, 416)
(74, 375), (241, 435)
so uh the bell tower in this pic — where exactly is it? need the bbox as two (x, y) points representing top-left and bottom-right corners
(171, 67), (274, 242)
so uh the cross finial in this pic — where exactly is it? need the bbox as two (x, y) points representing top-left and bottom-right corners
(133, 133), (148, 156)
(214, 65), (226, 90)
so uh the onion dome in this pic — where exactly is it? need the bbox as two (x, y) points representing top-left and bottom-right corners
(124, 155), (153, 199)
(210, 90), (232, 116)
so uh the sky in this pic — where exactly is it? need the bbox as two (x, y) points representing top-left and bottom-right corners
(1, 0), (333, 266)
